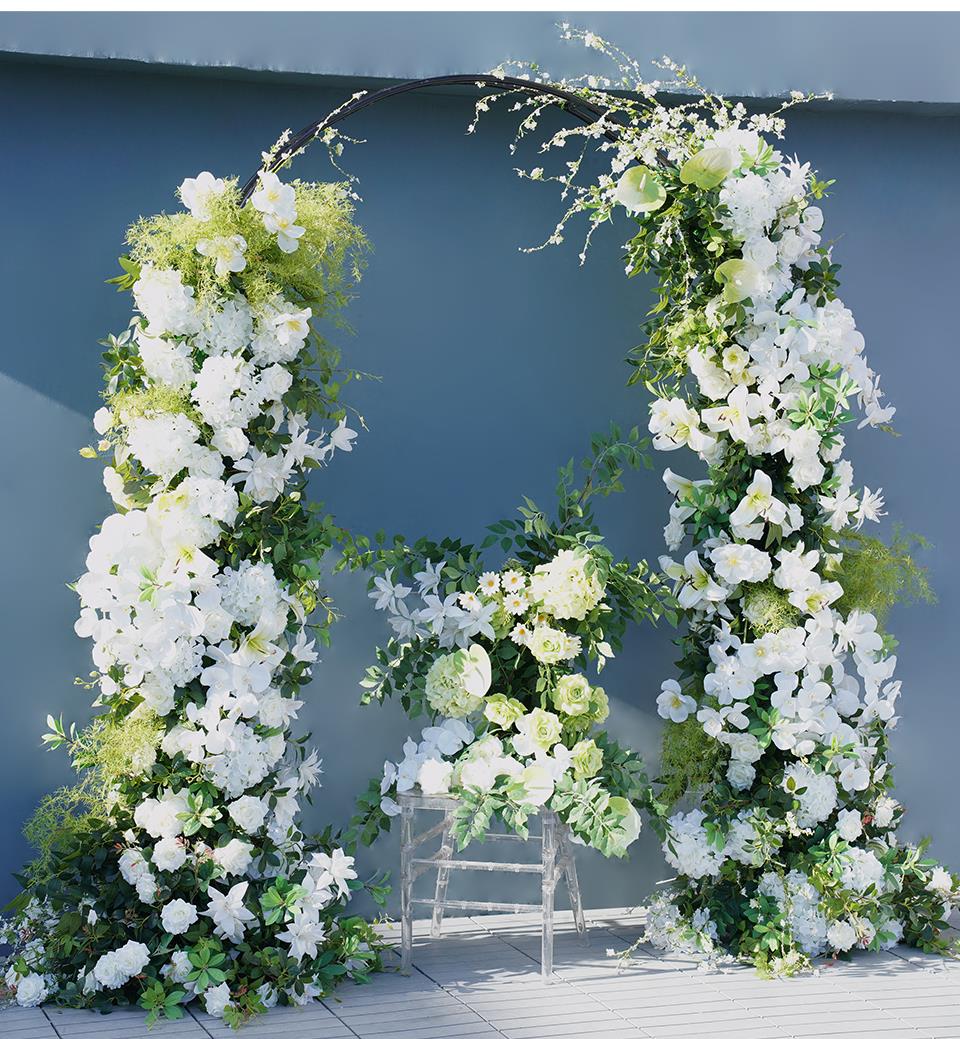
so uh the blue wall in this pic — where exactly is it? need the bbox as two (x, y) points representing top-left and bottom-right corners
(2, 19), (958, 914)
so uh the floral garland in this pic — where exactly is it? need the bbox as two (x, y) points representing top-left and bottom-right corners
(2, 168), (383, 1023)
(465, 30), (960, 973)
(347, 433), (674, 856)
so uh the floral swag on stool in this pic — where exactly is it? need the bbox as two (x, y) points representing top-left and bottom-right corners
(351, 436), (674, 857)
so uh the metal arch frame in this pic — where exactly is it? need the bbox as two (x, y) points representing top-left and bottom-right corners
(239, 73), (620, 202)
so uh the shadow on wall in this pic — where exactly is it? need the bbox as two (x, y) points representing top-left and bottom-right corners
(1, 55), (958, 911)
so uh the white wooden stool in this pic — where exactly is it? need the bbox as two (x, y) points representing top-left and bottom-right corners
(398, 792), (587, 981)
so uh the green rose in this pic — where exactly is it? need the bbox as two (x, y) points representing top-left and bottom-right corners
(613, 165), (667, 214)
(516, 708), (563, 753)
(551, 674), (593, 717)
(589, 686), (610, 725)
(526, 624), (573, 665)
(483, 694), (526, 730)
(571, 738), (604, 780)
(679, 146), (736, 190)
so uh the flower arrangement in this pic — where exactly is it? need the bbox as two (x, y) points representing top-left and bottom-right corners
(463, 29), (960, 973)
(348, 433), (675, 856)
(1, 169), (383, 1024)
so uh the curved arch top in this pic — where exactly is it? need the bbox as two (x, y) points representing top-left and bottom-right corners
(239, 73), (620, 202)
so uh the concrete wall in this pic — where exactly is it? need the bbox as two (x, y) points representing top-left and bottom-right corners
(1, 12), (957, 914)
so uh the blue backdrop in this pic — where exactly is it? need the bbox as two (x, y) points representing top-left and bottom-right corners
(1, 12), (958, 914)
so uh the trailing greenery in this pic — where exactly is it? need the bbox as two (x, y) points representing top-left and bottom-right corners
(834, 526), (936, 626)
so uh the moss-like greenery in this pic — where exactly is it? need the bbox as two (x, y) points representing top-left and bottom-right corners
(834, 525), (936, 625)
(741, 581), (802, 636)
(657, 713), (722, 809)
(126, 180), (368, 314)
(22, 711), (163, 887)
(110, 385), (200, 426)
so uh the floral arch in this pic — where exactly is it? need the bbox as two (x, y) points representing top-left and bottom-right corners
(3, 30), (957, 1028)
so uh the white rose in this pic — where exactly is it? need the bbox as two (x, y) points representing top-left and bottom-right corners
(726, 759), (756, 791)
(152, 837), (187, 873)
(161, 898), (199, 936)
(228, 795), (269, 834)
(417, 758), (453, 796)
(212, 426), (250, 460)
(213, 838), (254, 876)
(15, 973), (48, 1007)
(135, 873), (157, 904)
(836, 808), (863, 842)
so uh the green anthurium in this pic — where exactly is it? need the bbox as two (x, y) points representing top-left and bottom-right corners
(715, 257), (764, 303)
(614, 165), (667, 214)
(679, 146), (737, 190)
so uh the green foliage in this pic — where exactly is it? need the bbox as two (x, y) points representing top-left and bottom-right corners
(656, 715), (722, 810)
(126, 180), (368, 314)
(835, 526), (936, 625)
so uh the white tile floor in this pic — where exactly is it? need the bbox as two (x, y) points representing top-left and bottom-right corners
(4, 909), (960, 1039)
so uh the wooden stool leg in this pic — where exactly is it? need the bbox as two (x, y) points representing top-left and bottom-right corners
(400, 801), (414, 974)
(431, 808), (455, 937)
(558, 825), (588, 944)
(541, 811), (558, 982)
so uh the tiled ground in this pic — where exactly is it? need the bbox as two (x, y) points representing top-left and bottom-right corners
(4, 909), (960, 1039)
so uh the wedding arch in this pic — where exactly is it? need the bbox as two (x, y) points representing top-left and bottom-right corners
(3, 31), (957, 1027)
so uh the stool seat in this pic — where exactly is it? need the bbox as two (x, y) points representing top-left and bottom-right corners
(398, 791), (587, 981)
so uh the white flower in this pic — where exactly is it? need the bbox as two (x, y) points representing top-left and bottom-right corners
(251, 171), (296, 217)
(729, 470), (787, 539)
(228, 795), (269, 834)
(826, 919), (857, 952)
(841, 848), (886, 894)
(709, 543), (772, 585)
(179, 171), (226, 220)
(203, 881), (255, 942)
(478, 571), (500, 595)
(213, 838), (254, 876)
(926, 867), (954, 897)
(417, 758), (453, 795)
(14, 972), (48, 1007)
(517, 764), (555, 807)
(196, 235), (248, 277)
(529, 549), (604, 621)
(309, 848), (357, 899)
(152, 837), (187, 873)
(161, 898), (199, 936)
(92, 940), (150, 989)
(872, 796), (898, 829)
(835, 808), (863, 843)
(657, 680), (697, 723)
(329, 419), (358, 453)
(204, 982), (232, 1018)
(278, 907), (327, 962)
(133, 265), (201, 336)
(264, 210), (306, 253)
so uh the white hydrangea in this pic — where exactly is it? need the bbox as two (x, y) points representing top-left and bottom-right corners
(782, 763), (837, 828)
(841, 847), (887, 894)
(662, 809), (726, 879)
(132, 266), (201, 337)
(528, 549), (604, 621)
